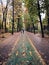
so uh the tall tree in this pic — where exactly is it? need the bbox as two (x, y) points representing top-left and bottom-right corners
(44, 0), (49, 31)
(4, 0), (10, 32)
(25, 0), (44, 37)
(1, 0), (4, 29)
(25, 0), (38, 33)
(37, 0), (44, 37)
(1, 0), (10, 32)
(12, 0), (14, 34)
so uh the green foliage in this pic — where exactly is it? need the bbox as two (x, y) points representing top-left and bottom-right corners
(44, 0), (49, 16)
(25, 21), (30, 31)
(25, 0), (37, 15)
(42, 18), (47, 25)
(17, 17), (23, 31)
(24, 0), (38, 24)
(14, 0), (22, 17)
(24, 11), (31, 22)
(19, 20), (23, 31)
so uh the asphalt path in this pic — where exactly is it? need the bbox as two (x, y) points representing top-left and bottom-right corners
(6, 32), (46, 65)
(27, 32), (49, 65)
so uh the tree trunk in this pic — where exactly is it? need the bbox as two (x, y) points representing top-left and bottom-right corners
(17, 18), (19, 32)
(47, 17), (49, 31)
(1, 0), (4, 30)
(33, 23), (35, 34)
(2, 13), (4, 29)
(12, 19), (14, 34)
(39, 13), (44, 37)
(1, 0), (9, 33)
(37, 0), (44, 38)
(12, 0), (14, 34)
(4, 2), (8, 32)
(5, 18), (6, 32)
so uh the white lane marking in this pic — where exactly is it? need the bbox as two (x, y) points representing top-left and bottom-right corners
(27, 37), (46, 65)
